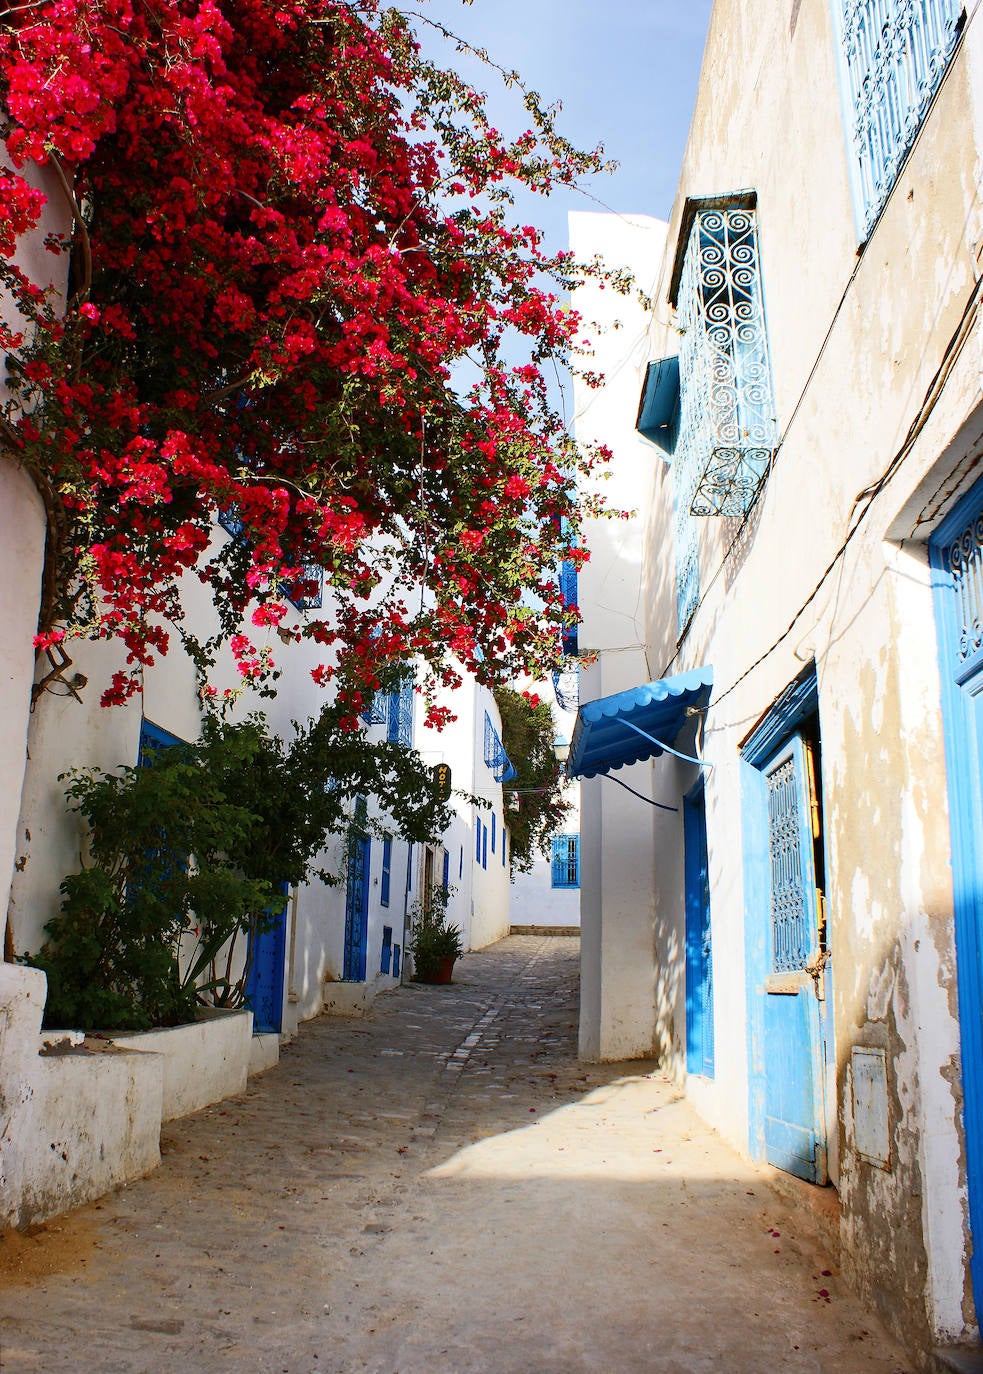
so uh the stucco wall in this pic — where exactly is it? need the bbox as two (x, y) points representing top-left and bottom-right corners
(576, 0), (983, 1355)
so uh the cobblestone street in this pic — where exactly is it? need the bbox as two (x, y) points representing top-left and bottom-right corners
(0, 937), (910, 1373)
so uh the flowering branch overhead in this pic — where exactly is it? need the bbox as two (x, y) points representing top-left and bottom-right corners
(0, 0), (618, 715)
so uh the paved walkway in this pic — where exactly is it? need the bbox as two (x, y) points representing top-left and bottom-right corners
(0, 936), (910, 1373)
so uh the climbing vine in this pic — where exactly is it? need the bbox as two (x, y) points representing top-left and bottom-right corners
(494, 685), (569, 872)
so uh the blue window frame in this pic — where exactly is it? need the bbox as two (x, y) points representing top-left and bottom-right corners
(550, 834), (580, 889)
(481, 824), (488, 869)
(380, 836), (392, 908)
(475, 819), (482, 863)
(491, 812), (496, 855)
(406, 842), (413, 892)
(501, 830), (507, 867)
(459, 844), (464, 879)
(668, 198), (777, 633)
(831, 0), (962, 242)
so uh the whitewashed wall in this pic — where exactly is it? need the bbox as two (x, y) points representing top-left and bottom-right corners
(569, 210), (666, 1061)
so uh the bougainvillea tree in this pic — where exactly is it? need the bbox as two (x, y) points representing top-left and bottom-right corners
(0, 0), (607, 719)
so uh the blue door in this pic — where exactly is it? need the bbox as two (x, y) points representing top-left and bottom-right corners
(684, 782), (714, 1077)
(930, 484), (983, 1310)
(245, 883), (289, 1034)
(760, 733), (829, 1182)
(343, 799), (371, 981)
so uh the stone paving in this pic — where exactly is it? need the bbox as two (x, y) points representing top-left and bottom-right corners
(0, 936), (912, 1373)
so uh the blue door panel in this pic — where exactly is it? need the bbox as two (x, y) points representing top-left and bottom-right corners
(245, 884), (288, 1034)
(343, 799), (371, 982)
(759, 730), (827, 1185)
(930, 483), (983, 1312)
(684, 783), (714, 1077)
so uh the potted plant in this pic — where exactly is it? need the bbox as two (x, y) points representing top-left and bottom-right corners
(408, 886), (463, 984)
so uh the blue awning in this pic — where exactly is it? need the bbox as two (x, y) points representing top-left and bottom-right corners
(636, 356), (680, 456)
(567, 666), (713, 779)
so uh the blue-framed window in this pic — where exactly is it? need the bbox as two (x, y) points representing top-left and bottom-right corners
(217, 505), (323, 610)
(475, 819), (482, 863)
(669, 198), (777, 633)
(281, 562), (323, 611)
(483, 712), (516, 782)
(406, 842), (413, 892)
(386, 676), (414, 747)
(831, 0), (962, 242)
(442, 849), (450, 892)
(459, 844), (464, 879)
(501, 829), (507, 867)
(138, 718), (183, 765)
(380, 836), (392, 908)
(551, 834), (580, 889)
(481, 823), (488, 870)
(491, 812), (496, 854)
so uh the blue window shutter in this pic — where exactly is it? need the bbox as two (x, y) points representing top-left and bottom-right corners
(491, 812), (496, 854)
(442, 849), (450, 892)
(380, 836), (392, 908)
(502, 830), (507, 867)
(380, 925), (393, 975)
(406, 842), (413, 892)
(482, 824), (488, 869)
(559, 558), (579, 656)
(459, 845), (464, 879)
(475, 820), (482, 863)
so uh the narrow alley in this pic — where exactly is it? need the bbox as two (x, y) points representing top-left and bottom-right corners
(0, 937), (909, 1374)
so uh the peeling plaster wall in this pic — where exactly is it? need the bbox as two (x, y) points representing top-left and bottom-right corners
(575, 0), (983, 1356)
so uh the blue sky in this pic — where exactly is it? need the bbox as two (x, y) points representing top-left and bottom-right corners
(417, 0), (714, 249)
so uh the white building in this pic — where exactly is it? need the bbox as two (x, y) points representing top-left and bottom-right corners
(570, 0), (983, 1362)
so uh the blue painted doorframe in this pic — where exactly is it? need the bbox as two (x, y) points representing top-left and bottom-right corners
(743, 667), (831, 1185)
(930, 479), (983, 1310)
(684, 781), (714, 1077)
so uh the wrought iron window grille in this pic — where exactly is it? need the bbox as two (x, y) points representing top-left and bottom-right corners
(831, 0), (963, 242)
(672, 199), (778, 520)
(385, 676), (414, 748)
(483, 711), (516, 783)
(664, 195), (778, 632)
(552, 663), (580, 712)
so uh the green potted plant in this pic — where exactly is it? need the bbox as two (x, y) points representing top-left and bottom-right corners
(408, 885), (463, 985)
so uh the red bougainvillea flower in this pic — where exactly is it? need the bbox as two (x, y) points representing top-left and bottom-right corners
(0, 0), (621, 707)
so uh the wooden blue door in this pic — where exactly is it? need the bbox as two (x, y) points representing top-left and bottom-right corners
(343, 799), (370, 981)
(761, 734), (829, 1183)
(245, 883), (289, 1034)
(930, 485), (983, 1310)
(684, 783), (714, 1077)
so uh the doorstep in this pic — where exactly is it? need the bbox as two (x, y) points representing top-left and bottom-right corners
(934, 1347), (983, 1373)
